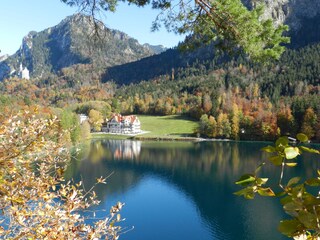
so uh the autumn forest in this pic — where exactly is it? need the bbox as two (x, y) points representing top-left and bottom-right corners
(1, 40), (320, 143)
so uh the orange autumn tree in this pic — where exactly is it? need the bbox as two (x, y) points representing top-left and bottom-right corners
(0, 108), (124, 239)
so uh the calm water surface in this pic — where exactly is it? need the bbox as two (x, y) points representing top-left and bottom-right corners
(65, 140), (320, 240)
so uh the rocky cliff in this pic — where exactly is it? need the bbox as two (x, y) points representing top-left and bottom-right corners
(0, 14), (162, 80)
(243, 0), (320, 47)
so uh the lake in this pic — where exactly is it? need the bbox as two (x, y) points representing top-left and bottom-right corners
(65, 139), (320, 240)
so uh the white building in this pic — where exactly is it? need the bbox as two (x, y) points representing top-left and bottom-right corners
(79, 114), (88, 124)
(104, 114), (141, 134)
(19, 63), (30, 80)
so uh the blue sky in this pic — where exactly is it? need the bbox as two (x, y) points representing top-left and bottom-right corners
(0, 0), (185, 55)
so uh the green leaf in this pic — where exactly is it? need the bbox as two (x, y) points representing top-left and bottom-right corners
(283, 201), (303, 216)
(244, 192), (255, 200)
(299, 146), (320, 154)
(291, 184), (305, 197)
(278, 219), (302, 237)
(254, 162), (265, 174)
(284, 147), (300, 160)
(286, 162), (298, 167)
(268, 155), (283, 166)
(280, 196), (292, 205)
(256, 177), (269, 185)
(303, 193), (320, 207)
(275, 191), (286, 197)
(276, 136), (289, 148)
(235, 174), (255, 186)
(234, 187), (255, 200)
(261, 146), (276, 153)
(305, 178), (320, 187)
(257, 187), (275, 197)
(287, 177), (301, 187)
(296, 133), (308, 143)
(297, 211), (317, 229)
(233, 188), (247, 196)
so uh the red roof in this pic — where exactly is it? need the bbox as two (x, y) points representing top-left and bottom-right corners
(110, 114), (138, 124)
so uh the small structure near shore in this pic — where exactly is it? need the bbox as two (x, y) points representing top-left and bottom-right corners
(103, 114), (141, 134)
(79, 114), (88, 124)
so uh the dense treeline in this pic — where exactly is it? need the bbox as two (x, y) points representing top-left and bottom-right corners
(0, 42), (319, 141)
(104, 42), (320, 93)
(113, 43), (320, 141)
(115, 74), (319, 141)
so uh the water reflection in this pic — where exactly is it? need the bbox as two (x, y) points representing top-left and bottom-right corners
(66, 140), (320, 240)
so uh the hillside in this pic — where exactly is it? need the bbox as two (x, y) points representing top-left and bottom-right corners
(103, 44), (222, 84)
(0, 0), (319, 143)
(104, 0), (320, 84)
(108, 42), (320, 97)
(0, 14), (165, 81)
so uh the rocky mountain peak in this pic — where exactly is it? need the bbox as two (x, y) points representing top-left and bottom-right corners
(0, 13), (164, 81)
(242, 0), (320, 28)
(0, 54), (9, 63)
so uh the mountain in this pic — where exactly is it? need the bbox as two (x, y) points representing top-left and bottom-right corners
(0, 55), (8, 62)
(0, 14), (163, 81)
(143, 44), (167, 54)
(103, 43), (222, 84)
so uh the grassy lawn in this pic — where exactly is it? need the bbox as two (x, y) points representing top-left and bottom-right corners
(137, 115), (198, 139)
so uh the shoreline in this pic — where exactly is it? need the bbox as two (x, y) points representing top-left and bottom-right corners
(91, 131), (233, 142)
(89, 132), (320, 145)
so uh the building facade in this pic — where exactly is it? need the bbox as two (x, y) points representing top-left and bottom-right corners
(104, 114), (141, 134)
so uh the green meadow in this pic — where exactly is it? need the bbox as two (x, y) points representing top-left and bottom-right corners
(136, 115), (198, 139)
(91, 115), (199, 140)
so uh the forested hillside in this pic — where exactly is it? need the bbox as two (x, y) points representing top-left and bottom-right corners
(1, 40), (319, 142)
(0, 3), (320, 142)
(104, 41), (320, 93)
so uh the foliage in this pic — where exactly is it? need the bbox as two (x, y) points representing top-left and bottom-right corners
(1, 56), (319, 142)
(235, 134), (320, 239)
(89, 109), (104, 132)
(104, 40), (320, 92)
(111, 43), (320, 141)
(76, 100), (112, 118)
(60, 109), (82, 143)
(81, 120), (92, 140)
(0, 108), (124, 239)
(301, 108), (317, 139)
(180, 0), (289, 61)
